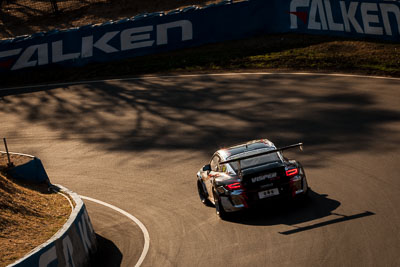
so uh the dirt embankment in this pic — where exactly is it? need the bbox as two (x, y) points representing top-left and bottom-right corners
(0, 154), (71, 267)
(0, 0), (219, 39)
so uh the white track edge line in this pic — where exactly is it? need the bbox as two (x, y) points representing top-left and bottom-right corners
(57, 191), (74, 212)
(0, 71), (399, 91)
(79, 195), (150, 267)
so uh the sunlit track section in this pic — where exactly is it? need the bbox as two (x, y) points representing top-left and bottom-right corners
(0, 72), (400, 92)
(80, 195), (150, 267)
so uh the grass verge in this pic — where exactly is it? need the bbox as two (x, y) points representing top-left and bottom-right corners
(0, 155), (71, 267)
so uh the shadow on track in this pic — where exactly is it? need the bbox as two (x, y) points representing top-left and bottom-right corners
(90, 234), (122, 267)
(1, 74), (399, 168)
(220, 189), (374, 232)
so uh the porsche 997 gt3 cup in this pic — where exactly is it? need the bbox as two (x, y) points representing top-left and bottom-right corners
(196, 139), (309, 219)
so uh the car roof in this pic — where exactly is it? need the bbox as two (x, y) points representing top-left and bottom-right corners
(217, 139), (276, 161)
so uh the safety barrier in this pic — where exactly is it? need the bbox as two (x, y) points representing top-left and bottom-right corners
(9, 185), (97, 267)
(0, 0), (398, 73)
(1, 152), (97, 267)
(0, 151), (49, 183)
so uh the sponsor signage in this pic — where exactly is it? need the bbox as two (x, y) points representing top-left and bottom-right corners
(251, 172), (277, 183)
(5, 20), (193, 71)
(289, 0), (400, 36)
(0, 0), (398, 73)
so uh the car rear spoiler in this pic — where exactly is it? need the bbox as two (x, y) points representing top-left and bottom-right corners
(220, 143), (303, 165)
(219, 143), (303, 175)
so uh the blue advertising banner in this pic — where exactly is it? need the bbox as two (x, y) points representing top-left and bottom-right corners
(0, 0), (398, 73)
(286, 0), (400, 38)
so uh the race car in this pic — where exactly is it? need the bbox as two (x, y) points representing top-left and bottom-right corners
(196, 139), (309, 219)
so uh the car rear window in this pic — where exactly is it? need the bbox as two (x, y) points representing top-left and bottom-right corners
(227, 151), (281, 171)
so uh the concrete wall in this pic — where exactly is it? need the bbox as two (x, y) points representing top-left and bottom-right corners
(8, 185), (97, 267)
(1, 152), (97, 267)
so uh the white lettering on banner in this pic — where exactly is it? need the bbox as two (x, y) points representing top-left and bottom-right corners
(81, 36), (94, 58)
(84, 209), (94, 234)
(156, 20), (193, 45)
(121, 26), (154, 50)
(39, 246), (57, 267)
(78, 209), (94, 254)
(340, 1), (364, 33)
(12, 44), (48, 70)
(290, 0), (310, 29)
(324, 0), (344, 31)
(290, 0), (400, 36)
(94, 31), (119, 53)
(380, 3), (400, 35)
(52, 40), (80, 63)
(361, 3), (383, 35)
(0, 49), (21, 58)
(308, 0), (328, 30)
(1, 19), (193, 71)
(62, 235), (75, 267)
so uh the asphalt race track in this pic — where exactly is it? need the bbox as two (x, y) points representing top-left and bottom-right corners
(1, 73), (400, 266)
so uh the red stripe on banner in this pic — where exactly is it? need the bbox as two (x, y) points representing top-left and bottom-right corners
(289, 11), (308, 25)
(0, 59), (14, 69)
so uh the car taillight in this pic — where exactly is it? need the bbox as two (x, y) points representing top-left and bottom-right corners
(286, 168), (299, 177)
(224, 182), (243, 190)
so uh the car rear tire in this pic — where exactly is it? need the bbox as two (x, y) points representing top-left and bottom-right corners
(213, 188), (228, 220)
(197, 180), (212, 206)
(301, 178), (310, 199)
(296, 178), (310, 203)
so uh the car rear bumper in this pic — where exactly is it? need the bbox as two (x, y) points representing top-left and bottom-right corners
(220, 176), (308, 213)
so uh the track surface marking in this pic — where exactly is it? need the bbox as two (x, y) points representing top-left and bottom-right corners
(80, 195), (150, 267)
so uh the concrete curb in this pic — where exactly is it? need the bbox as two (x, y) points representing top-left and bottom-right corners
(2, 153), (97, 267)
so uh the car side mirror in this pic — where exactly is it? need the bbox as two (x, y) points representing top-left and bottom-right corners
(202, 164), (211, 172)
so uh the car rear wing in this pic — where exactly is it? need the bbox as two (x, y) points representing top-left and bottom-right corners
(220, 143), (303, 176)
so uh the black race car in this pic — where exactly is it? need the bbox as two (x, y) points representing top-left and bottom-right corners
(197, 139), (309, 219)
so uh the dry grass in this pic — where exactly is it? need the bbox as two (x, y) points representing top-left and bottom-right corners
(0, 153), (31, 168)
(0, 0), (220, 39)
(0, 155), (71, 267)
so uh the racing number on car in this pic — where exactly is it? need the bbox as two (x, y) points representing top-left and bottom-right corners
(258, 188), (279, 199)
